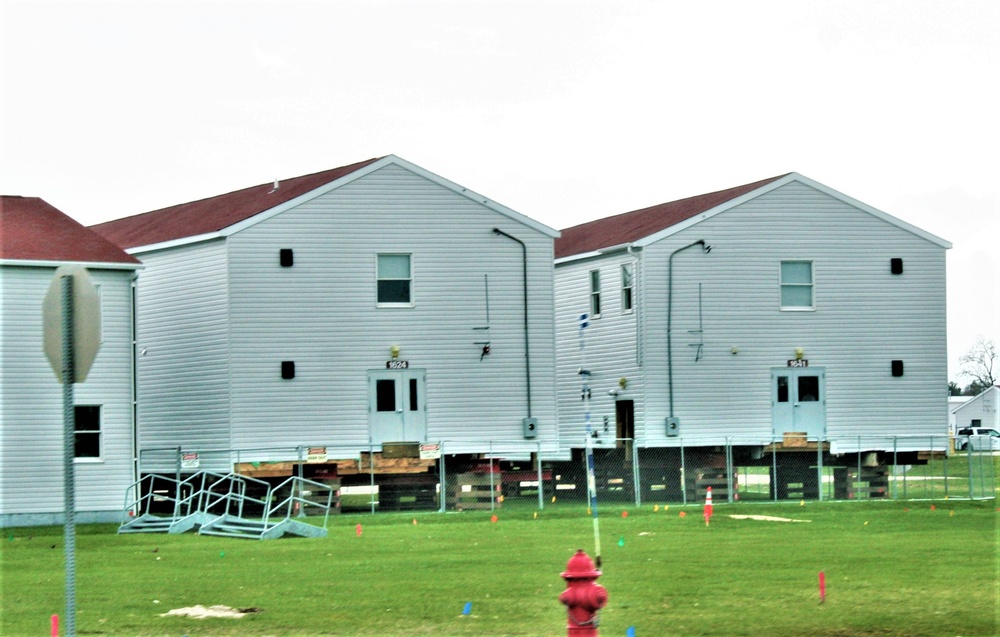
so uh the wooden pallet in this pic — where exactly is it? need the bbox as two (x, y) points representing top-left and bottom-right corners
(833, 466), (889, 499)
(685, 468), (737, 500)
(300, 477), (341, 513)
(447, 473), (502, 511)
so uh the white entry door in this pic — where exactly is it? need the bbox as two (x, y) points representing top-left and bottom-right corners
(368, 369), (427, 445)
(772, 367), (826, 440)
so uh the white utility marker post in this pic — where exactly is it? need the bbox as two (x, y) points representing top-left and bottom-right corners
(43, 264), (102, 637)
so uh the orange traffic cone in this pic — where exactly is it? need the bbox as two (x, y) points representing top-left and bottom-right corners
(703, 486), (714, 526)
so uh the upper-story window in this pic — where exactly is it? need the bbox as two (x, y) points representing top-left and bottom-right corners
(589, 269), (602, 317)
(780, 260), (814, 309)
(377, 254), (412, 306)
(74, 405), (102, 461)
(621, 263), (634, 313)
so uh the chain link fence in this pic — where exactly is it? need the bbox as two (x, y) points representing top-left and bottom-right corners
(137, 435), (997, 516)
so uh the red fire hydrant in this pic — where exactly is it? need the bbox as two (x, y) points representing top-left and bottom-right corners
(559, 549), (608, 637)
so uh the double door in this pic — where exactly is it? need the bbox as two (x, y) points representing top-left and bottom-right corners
(772, 367), (826, 439)
(368, 369), (426, 445)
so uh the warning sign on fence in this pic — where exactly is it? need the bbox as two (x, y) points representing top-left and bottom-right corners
(181, 452), (200, 469)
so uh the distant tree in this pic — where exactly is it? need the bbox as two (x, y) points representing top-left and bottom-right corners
(962, 381), (990, 396)
(958, 336), (996, 396)
(948, 382), (962, 396)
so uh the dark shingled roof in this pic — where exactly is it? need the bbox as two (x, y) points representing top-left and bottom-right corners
(90, 157), (383, 249)
(0, 196), (140, 265)
(555, 174), (789, 259)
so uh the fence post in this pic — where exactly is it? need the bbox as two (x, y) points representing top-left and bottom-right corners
(772, 440), (778, 503)
(296, 446), (305, 517)
(726, 437), (734, 504)
(966, 441), (975, 499)
(488, 441), (496, 512)
(537, 442), (544, 511)
(369, 442), (376, 515)
(680, 439), (687, 505)
(439, 441), (447, 513)
(174, 446), (182, 518)
(892, 437), (898, 500)
(857, 436), (862, 501)
(892, 436), (909, 500)
(632, 440), (640, 507)
(816, 435), (824, 502)
(942, 435), (949, 500)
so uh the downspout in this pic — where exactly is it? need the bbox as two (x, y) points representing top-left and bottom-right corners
(667, 239), (711, 420)
(493, 228), (531, 417)
(130, 273), (140, 483)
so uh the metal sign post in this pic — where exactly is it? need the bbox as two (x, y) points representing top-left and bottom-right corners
(60, 275), (78, 637)
(43, 265), (102, 637)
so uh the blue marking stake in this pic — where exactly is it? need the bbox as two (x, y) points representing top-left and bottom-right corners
(463, 602), (472, 615)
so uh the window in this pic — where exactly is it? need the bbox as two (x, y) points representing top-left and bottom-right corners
(589, 269), (601, 317)
(376, 380), (396, 411)
(780, 260), (814, 309)
(74, 405), (101, 460)
(377, 254), (411, 305)
(621, 263), (634, 313)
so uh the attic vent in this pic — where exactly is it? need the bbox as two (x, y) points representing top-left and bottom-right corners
(280, 249), (293, 267)
(890, 258), (903, 275)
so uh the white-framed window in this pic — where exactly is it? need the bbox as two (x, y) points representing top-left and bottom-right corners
(780, 260), (814, 309)
(621, 263), (634, 313)
(74, 405), (102, 461)
(377, 254), (412, 306)
(589, 269), (602, 317)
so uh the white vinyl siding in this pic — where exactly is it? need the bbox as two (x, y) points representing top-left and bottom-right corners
(556, 179), (948, 451)
(132, 240), (232, 472)
(0, 266), (136, 524)
(556, 253), (643, 446)
(229, 163), (557, 454)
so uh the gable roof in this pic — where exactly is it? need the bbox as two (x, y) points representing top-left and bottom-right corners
(555, 174), (788, 259)
(91, 157), (383, 250)
(0, 196), (140, 266)
(554, 172), (951, 260)
(90, 155), (559, 252)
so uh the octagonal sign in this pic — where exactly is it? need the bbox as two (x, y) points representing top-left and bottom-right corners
(43, 265), (102, 383)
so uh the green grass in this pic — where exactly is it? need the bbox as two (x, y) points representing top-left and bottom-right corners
(2, 501), (997, 636)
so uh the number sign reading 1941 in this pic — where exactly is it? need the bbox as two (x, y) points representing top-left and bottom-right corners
(787, 359), (809, 368)
(386, 360), (409, 369)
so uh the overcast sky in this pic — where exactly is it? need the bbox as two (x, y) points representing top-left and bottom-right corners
(2, 0), (996, 383)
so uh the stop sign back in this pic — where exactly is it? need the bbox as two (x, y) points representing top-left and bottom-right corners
(42, 265), (102, 383)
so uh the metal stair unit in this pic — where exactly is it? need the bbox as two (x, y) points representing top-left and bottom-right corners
(120, 472), (217, 534)
(120, 471), (333, 539)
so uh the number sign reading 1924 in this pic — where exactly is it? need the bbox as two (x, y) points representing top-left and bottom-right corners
(787, 359), (809, 368)
(386, 360), (409, 369)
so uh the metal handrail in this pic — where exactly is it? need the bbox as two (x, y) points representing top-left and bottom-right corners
(265, 476), (334, 530)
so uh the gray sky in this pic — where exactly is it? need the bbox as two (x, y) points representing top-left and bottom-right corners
(2, 0), (996, 383)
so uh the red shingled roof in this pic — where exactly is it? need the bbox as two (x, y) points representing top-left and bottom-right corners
(0, 196), (140, 265)
(91, 157), (383, 250)
(555, 174), (789, 259)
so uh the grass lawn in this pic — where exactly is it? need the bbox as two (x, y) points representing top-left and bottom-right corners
(1, 500), (997, 636)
